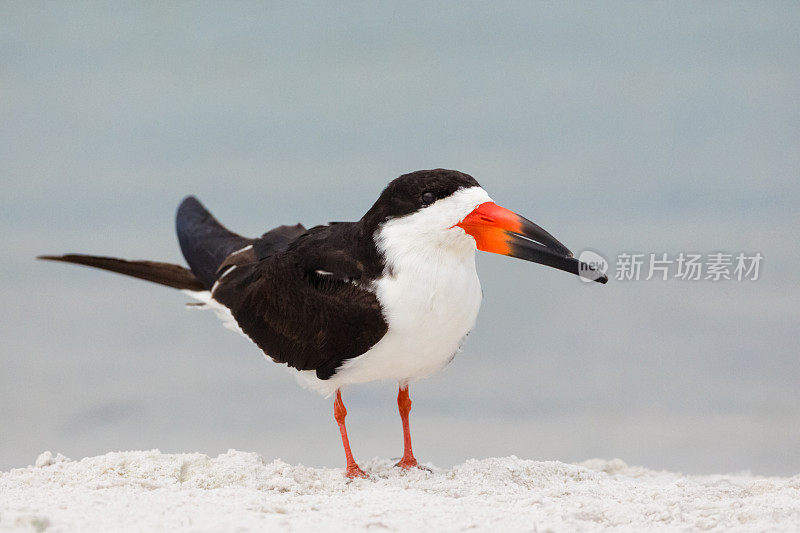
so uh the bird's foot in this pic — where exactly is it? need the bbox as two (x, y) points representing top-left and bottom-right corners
(395, 456), (419, 469)
(345, 463), (368, 479)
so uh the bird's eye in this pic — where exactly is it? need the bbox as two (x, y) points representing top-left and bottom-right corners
(421, 192), (435, 205)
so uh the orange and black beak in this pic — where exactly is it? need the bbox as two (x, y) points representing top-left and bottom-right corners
(456, 202), (608, 284)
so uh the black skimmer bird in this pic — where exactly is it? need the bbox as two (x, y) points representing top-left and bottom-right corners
(40, 169), (606, 477)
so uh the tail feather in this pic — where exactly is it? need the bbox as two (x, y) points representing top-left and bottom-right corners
(37, 254), (205, 291)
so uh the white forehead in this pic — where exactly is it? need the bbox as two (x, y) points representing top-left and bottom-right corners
(375, 186), (492, 251)
(389, 186), (491, 230)
(433, 185), (493, 223)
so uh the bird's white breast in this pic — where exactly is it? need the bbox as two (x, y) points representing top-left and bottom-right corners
(297, 186), (491, 395)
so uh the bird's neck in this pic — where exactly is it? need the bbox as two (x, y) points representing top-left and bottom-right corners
(373, 220), (477, 281)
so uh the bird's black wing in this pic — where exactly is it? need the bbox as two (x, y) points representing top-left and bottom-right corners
(176, 195), (307, 288)
(214, 223), (308, 276)
(176, 196), (254, 288)
(212, 223), (388, 380)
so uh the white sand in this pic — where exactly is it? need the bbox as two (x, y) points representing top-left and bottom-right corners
(1, 450), (799, 532)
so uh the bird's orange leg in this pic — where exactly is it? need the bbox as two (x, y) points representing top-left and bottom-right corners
(395, 383), (419, 469)
(333, 389), (367, 478)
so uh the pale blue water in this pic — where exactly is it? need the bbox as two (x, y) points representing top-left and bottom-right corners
(2, 2), (799, 475)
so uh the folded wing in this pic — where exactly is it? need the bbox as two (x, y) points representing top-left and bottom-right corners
(212, 223), (388, 380)
(176, 196), (307, 289)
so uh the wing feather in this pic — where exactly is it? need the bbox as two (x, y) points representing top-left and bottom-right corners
(212, 224), (387, 380)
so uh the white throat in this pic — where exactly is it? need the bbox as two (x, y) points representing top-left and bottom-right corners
(374, 186), (493, 276)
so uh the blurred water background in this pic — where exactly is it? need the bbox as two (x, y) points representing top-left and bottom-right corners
(2, 2), (798, 475)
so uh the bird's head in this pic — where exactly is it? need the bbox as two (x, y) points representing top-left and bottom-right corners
(365, 169), (607, 283)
